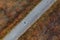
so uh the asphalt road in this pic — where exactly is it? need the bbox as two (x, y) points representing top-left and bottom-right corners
(3, 0), (56, 40)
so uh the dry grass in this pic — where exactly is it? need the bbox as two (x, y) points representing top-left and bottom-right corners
(18, 0), (60, 40)
(0, 0), (41, 39)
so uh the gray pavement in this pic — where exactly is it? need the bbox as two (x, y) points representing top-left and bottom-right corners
(3, 0), (56, 40)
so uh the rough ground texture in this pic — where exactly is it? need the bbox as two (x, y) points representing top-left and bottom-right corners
(0, 0), (41, 39)
(18, 0), (60, 40)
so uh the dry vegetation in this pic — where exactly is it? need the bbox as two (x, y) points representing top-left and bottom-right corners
(18, 0), (60, 40)
(0, 0), (41, 39)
